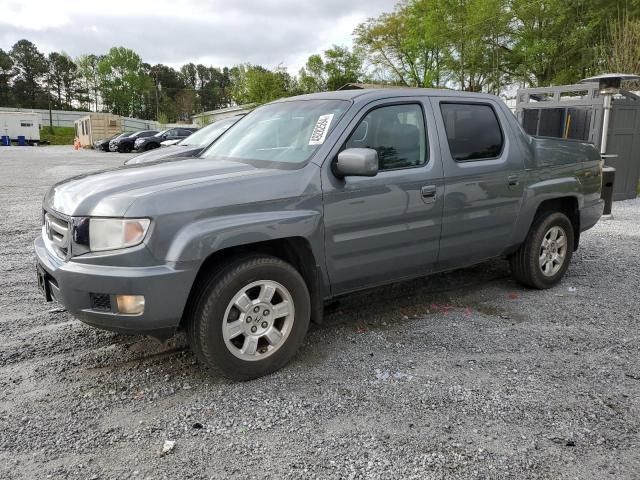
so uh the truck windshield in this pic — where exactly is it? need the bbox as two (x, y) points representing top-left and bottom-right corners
(179, 117), (237, 147)
(201, 100), (350, 165)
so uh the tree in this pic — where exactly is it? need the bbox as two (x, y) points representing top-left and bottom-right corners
(297, 46), (362, 93)
(231, 64), (294, 104)
(48, 52), (78, 109)
(150, 63), (186, 121)
(323, 45), (362, 90)
(599, 12), (640, 89)
(97, 47), (153, 117)
(354, 2), (447, 88)
(439, 0), (510, 92)
(180, 63), (198, 90)
(10, 39), (48, 108)
(298, 54), (326, 93)
(0, 49), (13, 106)
(77, 54), (101, 111)
(509, 0), (640, 87)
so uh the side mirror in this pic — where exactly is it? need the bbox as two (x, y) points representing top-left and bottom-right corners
(334, 148), (378, 178)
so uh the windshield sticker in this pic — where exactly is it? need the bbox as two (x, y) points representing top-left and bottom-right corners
(309, 114), (334, 145)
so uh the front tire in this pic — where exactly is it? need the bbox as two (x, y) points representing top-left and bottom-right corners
(510, 212), (574, 289)
(187, 255), (310, 380)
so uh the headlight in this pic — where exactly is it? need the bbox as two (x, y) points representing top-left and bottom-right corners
(89, 218), (150, 252)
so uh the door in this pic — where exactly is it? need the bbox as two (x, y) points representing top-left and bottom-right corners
(322, 100), (444, 295)
(430, 98), (526, 269)
(607, 100), (640, 200)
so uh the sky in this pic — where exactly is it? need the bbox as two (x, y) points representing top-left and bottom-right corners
(0, 0), (395, 72)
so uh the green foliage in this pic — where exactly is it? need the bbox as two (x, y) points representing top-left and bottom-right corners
(355, 0), (640, 91)
(0, 48), (12, 105)
(355, 5), (441, 87)
(324, 45), (362, 90)
(40, 126), (75, 145)
(76, 54), (100, 111)
(231, 64), (295, 104)
(157, 111), (169, 128)
(298, 46), (362, 93)
(298, 54), (327, 93)
(2, 1), (639, 120)
(97, 47), (153, 118)
(600, 11), (640, 78)
(10, 39), (48, 108)
(47, 52), (79, 109)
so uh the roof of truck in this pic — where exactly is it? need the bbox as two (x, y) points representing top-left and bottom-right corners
(273, 88), (501, 103)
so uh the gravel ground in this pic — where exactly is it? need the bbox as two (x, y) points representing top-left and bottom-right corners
(0, 146), (639, 480)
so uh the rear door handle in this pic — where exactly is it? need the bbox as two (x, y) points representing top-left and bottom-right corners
(421, 185), (437, 203)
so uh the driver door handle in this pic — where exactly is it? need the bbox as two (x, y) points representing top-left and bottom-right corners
(421, 185), (437, 203)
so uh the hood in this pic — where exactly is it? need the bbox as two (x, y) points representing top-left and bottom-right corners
(44, 157), (259, 217)
(124, 145), (200, 165)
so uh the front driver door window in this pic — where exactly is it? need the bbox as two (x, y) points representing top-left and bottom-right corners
(345, 104), (427, 170)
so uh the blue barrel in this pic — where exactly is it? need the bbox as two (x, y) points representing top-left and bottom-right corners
(1, 136), (10, 146)
(17, 135), (26, 146)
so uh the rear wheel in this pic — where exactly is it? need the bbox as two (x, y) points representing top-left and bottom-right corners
(510, 212), (574, 289)
(186, 255), (310, 380)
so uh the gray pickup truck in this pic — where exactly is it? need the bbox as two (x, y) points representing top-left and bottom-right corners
(35, 89), (604, 379)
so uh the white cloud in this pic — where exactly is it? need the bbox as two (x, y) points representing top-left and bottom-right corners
(0, 0), (394, 72)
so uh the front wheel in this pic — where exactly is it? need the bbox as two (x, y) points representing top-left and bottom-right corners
(510, 212), (574, 289)
(187, 255), (310, 380)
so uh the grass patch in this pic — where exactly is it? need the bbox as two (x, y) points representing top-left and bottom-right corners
(40, 126), (75, 145)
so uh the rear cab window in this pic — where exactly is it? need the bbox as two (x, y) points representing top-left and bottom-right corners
(440, 103), (504, 161)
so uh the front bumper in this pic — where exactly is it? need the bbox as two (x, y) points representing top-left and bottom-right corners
(34, 235), (198, 339)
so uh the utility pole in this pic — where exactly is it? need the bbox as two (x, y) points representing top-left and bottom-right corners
(155, 70), (160, 121)
(47, 74), (54, 134)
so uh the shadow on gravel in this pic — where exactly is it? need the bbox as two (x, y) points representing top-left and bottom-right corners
(318, 259), (513, 330)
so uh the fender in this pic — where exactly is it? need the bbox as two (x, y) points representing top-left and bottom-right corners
(506, 174), (583, 250)
(165, 209), (323, 263)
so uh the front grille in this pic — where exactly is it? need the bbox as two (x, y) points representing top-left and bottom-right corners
(44, 211), (71, 258)
(90, 293), (112, 312)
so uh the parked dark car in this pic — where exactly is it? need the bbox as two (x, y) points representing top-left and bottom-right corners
(124, 117), (239, 165)
(35, 89), (603, 380)
(94, 132), (130, 152)
(133, 127), (198, 152)
(109, 130), (158, 153)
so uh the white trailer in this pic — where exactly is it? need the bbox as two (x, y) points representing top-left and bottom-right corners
(0, 112), (41, 144)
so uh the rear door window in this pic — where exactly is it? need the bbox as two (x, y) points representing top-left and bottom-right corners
(440, 103), (503, 161)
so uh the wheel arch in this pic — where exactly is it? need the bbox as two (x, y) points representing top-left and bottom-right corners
(531, 196), (580, 251)
(507, 176), (583, 255)
(179, 237), (324, 330)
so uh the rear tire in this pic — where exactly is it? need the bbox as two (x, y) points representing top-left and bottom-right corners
(186, 255), (310, 380)
(510, 212), (574, 289)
